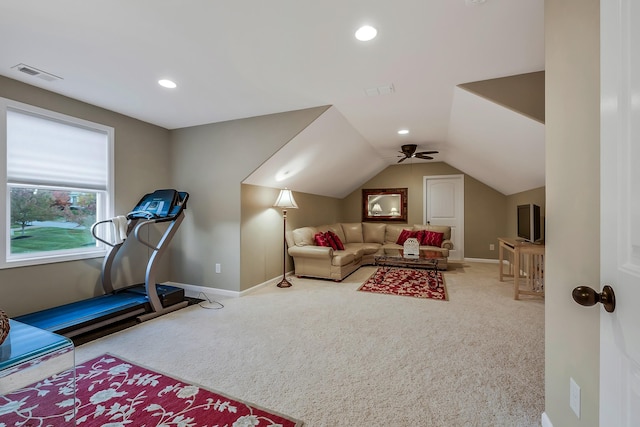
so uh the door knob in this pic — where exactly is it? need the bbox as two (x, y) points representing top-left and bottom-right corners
(572, 285), (616, 313)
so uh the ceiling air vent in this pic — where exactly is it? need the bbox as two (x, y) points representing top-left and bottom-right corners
(365, 84), (395, 97)
(11, 63), (62, 82)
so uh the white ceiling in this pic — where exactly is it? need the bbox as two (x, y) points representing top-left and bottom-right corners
(0, 0), (545, 196)
(447, 87), (545, 195)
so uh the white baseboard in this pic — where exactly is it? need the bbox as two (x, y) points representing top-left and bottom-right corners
(541, 412), (553, 427)
(463, 257), (500, 263)
(164, 271), (293, 299)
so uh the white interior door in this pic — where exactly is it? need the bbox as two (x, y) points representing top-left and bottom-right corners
(424, 174), (464, 260)
(600, 0), (640, 424)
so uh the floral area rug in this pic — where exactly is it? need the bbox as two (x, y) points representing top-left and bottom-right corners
(358, 267), (448, 301)
(0, 354), (303, 426)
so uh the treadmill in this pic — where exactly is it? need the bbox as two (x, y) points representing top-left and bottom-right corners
(16, 189), (190, 338)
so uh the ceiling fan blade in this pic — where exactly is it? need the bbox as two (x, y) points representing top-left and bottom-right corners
(416, 150), (438, 155)
(397, 157), (407, 163)
(415, 153), (434, 160)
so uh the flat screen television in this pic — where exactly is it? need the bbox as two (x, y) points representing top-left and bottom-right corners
(517, 203), (541, 243)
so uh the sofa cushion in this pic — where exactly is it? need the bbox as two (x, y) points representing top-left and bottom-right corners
(363, 222), (386, 244)
(341, 223), (364, 243)
(422, 230), (444, 247)
(293, 227), (317, 246)
(331, 251), (356, 267)
(344, 242), (381, 255)
(384, 224), (405, 244)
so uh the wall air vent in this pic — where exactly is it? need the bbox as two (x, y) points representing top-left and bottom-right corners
(11, 63), (63, 82)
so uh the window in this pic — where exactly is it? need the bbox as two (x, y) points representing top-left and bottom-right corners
(0, 98), (114, 268)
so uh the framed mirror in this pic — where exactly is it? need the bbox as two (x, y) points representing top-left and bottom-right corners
(362, 188), (408, 222)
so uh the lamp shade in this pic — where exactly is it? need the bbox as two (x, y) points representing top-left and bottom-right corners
(372, 203), (382, 212)
(274, 188), (298, 209)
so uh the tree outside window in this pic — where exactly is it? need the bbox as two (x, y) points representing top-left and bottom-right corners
(10, 187), (97, 254)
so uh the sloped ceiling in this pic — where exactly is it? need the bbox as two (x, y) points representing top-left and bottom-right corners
(246, 78), (545, 197)
(446, 86), (545, 195)
(243, 106), (387, 198)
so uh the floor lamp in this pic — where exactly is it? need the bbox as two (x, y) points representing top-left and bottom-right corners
(274, 188), (298, 288)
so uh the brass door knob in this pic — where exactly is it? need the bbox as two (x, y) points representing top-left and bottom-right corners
(572, 285), (616, 313)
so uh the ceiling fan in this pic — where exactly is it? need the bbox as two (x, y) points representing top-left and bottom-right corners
(397, 144), (438, 163)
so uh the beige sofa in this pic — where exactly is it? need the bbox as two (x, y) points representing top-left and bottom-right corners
(286, 222), (453, 281)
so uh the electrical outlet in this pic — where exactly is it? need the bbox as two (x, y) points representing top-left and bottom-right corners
(570, 377), (581, 418)
(215, 263), (221, 274)
(489, 244), (495, 251)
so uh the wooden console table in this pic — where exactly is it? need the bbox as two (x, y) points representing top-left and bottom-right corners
(498, 237), (545, 300)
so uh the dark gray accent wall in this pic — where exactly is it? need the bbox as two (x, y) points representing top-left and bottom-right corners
(459, 71), (545, 123)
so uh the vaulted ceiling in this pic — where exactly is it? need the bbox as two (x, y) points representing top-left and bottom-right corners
(0, 0), (544, 197)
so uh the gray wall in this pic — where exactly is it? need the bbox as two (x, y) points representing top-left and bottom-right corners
(545, 0), (600, 425)
(168, 107), (327, 293)
(240, 184), (341, 290)
(0, 76), (172, 317)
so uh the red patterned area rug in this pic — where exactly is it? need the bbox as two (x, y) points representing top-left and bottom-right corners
(358, 267), (448, 301)
(0, 354), (303, 426)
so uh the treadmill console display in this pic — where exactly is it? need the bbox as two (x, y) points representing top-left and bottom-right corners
(128, 189), (187, 220)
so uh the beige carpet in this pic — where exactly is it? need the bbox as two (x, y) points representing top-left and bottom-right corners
(75, 262), (544, 427)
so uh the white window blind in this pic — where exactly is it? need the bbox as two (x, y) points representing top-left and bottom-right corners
(7, 108), (109, 190)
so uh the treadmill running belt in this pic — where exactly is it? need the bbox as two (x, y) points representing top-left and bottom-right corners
(15, 292), (148, 335)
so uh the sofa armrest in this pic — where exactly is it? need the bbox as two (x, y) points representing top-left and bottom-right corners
(288, 246), (333, 259)
(441, 239), (454, 250)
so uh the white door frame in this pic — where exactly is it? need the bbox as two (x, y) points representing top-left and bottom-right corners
(423, 174), (464, 260)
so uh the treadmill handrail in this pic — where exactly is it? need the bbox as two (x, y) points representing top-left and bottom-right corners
(90, 219), (119, 247)
(133, 219), (163, 250)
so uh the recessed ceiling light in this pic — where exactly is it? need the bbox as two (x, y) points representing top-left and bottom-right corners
(355, 25), (377, 41)
(398, 129), (410, 135)
(158, 79), (177, 89)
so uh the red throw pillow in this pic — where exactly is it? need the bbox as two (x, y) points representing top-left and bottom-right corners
(422, 231), (444, 247)
(324, 232), (338, 250)
(314, 232), (329, 247)
(327, 230), (345, 250)
(396, 229), (425, 245)
(396, 229), (413, 245)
